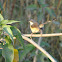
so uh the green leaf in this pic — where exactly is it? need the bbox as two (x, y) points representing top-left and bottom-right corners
(40, 41), (50, 47)
(10, 26), (24, 48)
(2, 43), (14, 62)
(41, 4), (48, 7)
(45, 7), (56, 17)
(19, 44), (35, 61)
(38, 0), (46, 5)
(26, 4), (37, 10)
(0, 14), (4, 22)
(51, 9), (56, 17)
(5, 36), (12, 44)
(40, 53), (48, 62)
(3, 25), (14, 44)
(37, 53), (50, 62)
(1, 20), (20, 25)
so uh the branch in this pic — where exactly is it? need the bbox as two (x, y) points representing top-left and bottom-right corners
(22, 35), (57, 62)
(23, 33), (62, 37)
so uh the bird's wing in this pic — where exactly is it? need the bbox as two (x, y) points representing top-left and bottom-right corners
(31, 22), (39, 28)
(39, 24), (44, 28)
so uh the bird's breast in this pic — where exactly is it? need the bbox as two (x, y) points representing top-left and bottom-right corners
(30, 26), (39, 33)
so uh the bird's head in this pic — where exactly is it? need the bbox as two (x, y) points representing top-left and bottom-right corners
(29, 19), (35, 25)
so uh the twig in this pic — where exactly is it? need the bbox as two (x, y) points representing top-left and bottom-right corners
(23, 33), (62, 37)
(22, 35), (57, 62)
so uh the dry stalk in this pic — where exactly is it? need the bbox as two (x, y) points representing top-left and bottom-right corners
(22, 35), (57, 62)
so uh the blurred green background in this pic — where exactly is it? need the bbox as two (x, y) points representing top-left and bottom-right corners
(0, 0), (62, 62)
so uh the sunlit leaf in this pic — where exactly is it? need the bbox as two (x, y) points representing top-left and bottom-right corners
(5, 36), (12, 44)
(3, 25), (14, 44)
(2, 43), (14, 62)
(1, 20), (20, 25)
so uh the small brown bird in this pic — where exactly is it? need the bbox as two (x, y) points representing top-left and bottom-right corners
(29, 19), (43, 34)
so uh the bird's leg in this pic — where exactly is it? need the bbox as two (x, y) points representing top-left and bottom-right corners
(39, 29), (42, 34)
(30, 33), (33, 40)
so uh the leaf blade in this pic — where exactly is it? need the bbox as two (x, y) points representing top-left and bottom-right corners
(3, 25), (14, 44)
(1, 20), (20, 25)
(2, 43), (14, 62)
(19, 44), (35, 61)
(10, 26), (24, 48)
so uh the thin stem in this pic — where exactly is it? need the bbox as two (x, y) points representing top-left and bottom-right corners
(23, 33), (62, 37)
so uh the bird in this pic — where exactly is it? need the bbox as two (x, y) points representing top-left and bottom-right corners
(29, 19), (43, 34)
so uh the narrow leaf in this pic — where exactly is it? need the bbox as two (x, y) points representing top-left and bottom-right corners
(1, 20), (20, 25)
(10, 27), (24, 48)
(26, 4), (37, 10)
(38, 0), (46, 5)
(40, 41), (50, 47)
(0, 14), (4, 22)
(41, 4), (48, 7)
(45, 7), (56, 17)
(3, 25), (14, 44)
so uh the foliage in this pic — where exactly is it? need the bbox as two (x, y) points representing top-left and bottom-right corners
(19, 44), (35, 62)
(2, 44), (14, 62)
(0, 14), (24, 62)
(0, 0), (62, 62)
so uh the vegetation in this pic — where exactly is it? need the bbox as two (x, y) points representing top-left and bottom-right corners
(0, 0), (62, 62)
